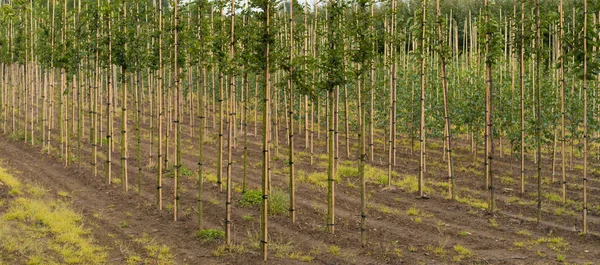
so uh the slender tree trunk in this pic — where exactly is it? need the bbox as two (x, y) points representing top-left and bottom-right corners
(437, 0), (455, 200)
(582, 0), (588, 234)
(261, 0), (271, 260)
(106, 0), (113, 185)
(157, 0), (163, 210)
(288, 3), (296, 224)
(559, 0), (567, 203)
(225, 0), (235, 244)
(520, 1), (525, 194)
(484, 0), (495, 212)
(535, 0), (542, 222)
(174, 0), (181, 222)
(418, 0), (426, 198)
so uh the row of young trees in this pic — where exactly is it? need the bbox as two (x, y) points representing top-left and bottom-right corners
(0, 0), (598, 260)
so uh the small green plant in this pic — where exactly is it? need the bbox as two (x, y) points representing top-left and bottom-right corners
(204, 173), (218, 183)
(239, 188), (289, 215)
(239, 189), (262, 207)
(196, 228), (225, 242)
(242, 214), (254, 221)
(433, 246), (446, 257)
(119, 221), (130, 228)
(458, 230), (469, 236)
(408, 245), (418, 252)
(377, 174), (388, 185)
(453, 245), (473, 258)
(516, 230), (531, 237)
(337, 166), (358, 179)
(556, 253), (565, 262)
(165, 165), (195, 178)
(489, 218), (499, 228)
(126, 255), (142, 265)
(212, 245), (227, 256)
(327, 245), (340, 256)
(379, 206), (392, 214)
(500, 176), (516, 185)
(507, 196), (520, 203)
(406, 206), (420, 216)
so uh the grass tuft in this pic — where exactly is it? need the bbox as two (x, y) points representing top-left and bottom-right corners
(196, 228), (225, 242)
(239, 188), (289, 215)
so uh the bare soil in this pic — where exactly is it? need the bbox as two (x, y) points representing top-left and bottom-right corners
(1, 111), (599, 264)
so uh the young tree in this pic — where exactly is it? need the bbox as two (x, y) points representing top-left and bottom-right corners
(436, 0), (455, 199)
(225, 0), (235, 245)
(582, 0), (588, 234)
(157, 0), (164, 210)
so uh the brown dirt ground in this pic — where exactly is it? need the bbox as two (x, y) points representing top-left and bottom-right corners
(1, 108), (600, 264)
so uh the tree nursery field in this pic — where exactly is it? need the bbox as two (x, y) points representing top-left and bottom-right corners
(0, 0), (599, 264)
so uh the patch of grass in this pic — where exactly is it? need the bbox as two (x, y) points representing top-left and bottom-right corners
(289, 251), (314, 262)
(456, 195), (488, 209)
(337, 166), (358, 179)
(300, 172), (328, 188)
(196, 228), (225, 242)
(239, 189), (262, 207)
(119, 221), (130, 228)
(165, 165), (195, 179)
(406, 206), (420, 216)
(517, 198), (536, 206)
(543, 192), (563, 203)
(57, 191), (69, 197)
(452, 244), (474, 261)
(424, 244), (446, 258)
(208, 197), (219, 205)
(507, 196), (520, 203)
(489, 218), (499, 228)
(268, 189), (290, 215)
(126, 255), (142, 265)
(556, 253), (565, 262)
(133, 234), (173, 264)
(327, 245), (341, 256)
(346, 179), (358, 189)
(272, 242), (294, 258)
(516, 230), (531, 237)
(365, 165), (397, 185)
(212, 244), (228, 257)
(536, 237), (569, 252)
(27, 185), (48, 197)
(204, 173), (218, 184)
(413, 217), (422, 224)
(1, 195), (107, 264)
(513, 241), (525, 248)
(392, 175), (419, 193)
(239, 188), (289, 215)
(242, 214), (253, 221)
(458, 230), (469, 236)
(0, 167), (22, 194)
(377, 205), (391, 214)
(408, 245), (418, 252)
(393, 247), (403, 257)
(377, 174), (388, 185)
(501, 176), (516, 185)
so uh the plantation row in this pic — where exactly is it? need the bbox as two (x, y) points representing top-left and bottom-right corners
(0, 0), (599, 261)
